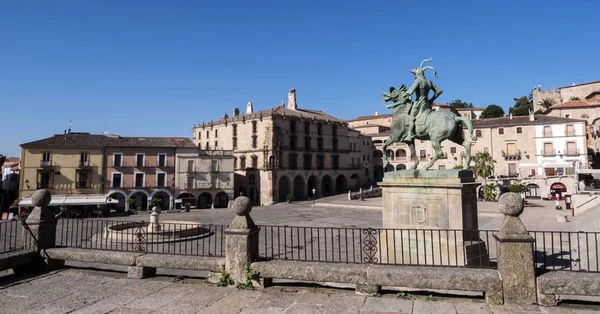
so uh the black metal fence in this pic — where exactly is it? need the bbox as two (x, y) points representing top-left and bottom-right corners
(0, 220), (21, 254)
(258, 226), (497, 268)
(531, 231), (600, 272)
(55, 219), (226, 257)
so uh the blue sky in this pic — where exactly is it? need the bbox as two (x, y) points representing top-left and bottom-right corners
(1, 0), (598, 157)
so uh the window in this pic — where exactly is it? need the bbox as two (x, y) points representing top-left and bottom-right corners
(303, 154), (312, 170)
(198, 132), (201, 140)
(332, 155), (340, 169)
(215, 140), (218, 148)
(498, 128), (504, 135)
(289, 153), (298, 170)
(136, 153), (145, 167)
(252, 121), (257, 134)
(438, 165), (446, 170)
(156, 172), (166, 187)
(290, 120), (296, 133)
(508, 163), (517, 176)
(76, 169), (91, 188)
(332, 138), (338, 151)
(566, 141), (577, 156)
(134, 173), (145, 187)
(304, 121), (310, 135)
(206, 130), (210, 138)
(304, 136), (311, 150)
(158, 153), (167, 167)
(240, 156), (246, 169)
(113, 153), (123, 167)
(205, 142), (210, 150)
(233, 157), (237, 169)
(566, 125), (575, 136)
(233, 124), (237, 136)
(80, 152), (89, 167)
(506, 143), (517, 156)
(290, 136), (297, 150)
(450, 147), (457, 154)
(316, 155), (324, 170)
(187, 176), (194, 189)
(233, 137), (237, 149)
(111, 173), (122, 188)
(41, 152), (51, 167)
(187, 160), (194, 172)
(543, 143), (554, 156)
(332, 125), (337, 137)
(543, 126), (552, 137)
(419, 150), (427, 161)
(252, 135), (257, 148)
(317, 138), (323, 151)
(516, 127), (522, 134)
(215, 129), (218, 138)
(248, 175), (256, 186)
(37, 170), (53, 189)
(317, 124), (323, 136)
(251, 155), (258, 168)
(475, 130), (482, 137)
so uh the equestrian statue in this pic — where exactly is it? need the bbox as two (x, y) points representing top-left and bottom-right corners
(382, 58), (477, 170)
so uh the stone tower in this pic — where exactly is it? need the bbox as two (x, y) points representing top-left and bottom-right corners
(246, 101), (253, 114)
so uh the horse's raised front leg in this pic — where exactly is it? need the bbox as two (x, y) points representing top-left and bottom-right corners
(408, 141), (418, 169)
(424, 139), (443, 170)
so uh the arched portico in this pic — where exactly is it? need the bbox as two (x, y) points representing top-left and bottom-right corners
(293, 175), (306, 200)
(214, 191), (229, 208)
(307, 175), (318, 198)
(321, 175), (333, 197)
(176, 192), (196, 209)
(198, 192), (213, 209)
(335, 174), (347, 194)
(150, 189), (173, 210)
(129, 190), (150, 211)
(278, 176), (291, 202)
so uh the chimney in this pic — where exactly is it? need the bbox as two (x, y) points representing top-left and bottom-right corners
(246, 101), (253, 114)
(288, 88), (297, 110)
(509, 113), (513, 120)
(375, 111), (379, 116)
(233, 108), (240, 117)
(529, 110), (535, 121)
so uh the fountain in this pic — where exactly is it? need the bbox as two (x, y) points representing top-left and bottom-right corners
(99, 207), (213, 245)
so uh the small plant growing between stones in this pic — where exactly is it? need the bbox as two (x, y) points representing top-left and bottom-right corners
(172, 275), (184, 283)
(237, 266), (260, 290)
(217, 265), (234, 287)
(425, 295), (436, 302)
(396, 292), (417, 300)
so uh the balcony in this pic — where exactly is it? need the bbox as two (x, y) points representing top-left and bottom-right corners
(76, 181), (91, 189)
(79, 160), (91, 168)
(37, 182), (53, 189)
(566, 131), (576, 137)
(541, 149), (556, 157)
(565, 149), (580, 157)
(543, 132), (553, 138)
(40, 160), (53, 168)
(502, 150), (522, 160)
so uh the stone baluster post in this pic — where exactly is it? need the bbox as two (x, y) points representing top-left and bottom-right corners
(20, 189), (64, 271)
(494, 193), (536, 304)
(225, 196), (260, 285)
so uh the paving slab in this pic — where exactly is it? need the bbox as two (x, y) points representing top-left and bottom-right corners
(454, 302), (493, 314)
(196, 288), (263, 314)
(412, 300), (457, 314)
(361, 297), (414, 313)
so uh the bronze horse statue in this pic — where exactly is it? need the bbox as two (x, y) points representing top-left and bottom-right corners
(382, 85), (477, 170)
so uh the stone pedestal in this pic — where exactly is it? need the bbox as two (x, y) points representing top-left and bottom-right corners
(379, 170), (487, 266)
(225, 196), (259, 285)
(21, 190), (63, 271)
(147, 212), (161, 233)
(494, 193), (536, 305)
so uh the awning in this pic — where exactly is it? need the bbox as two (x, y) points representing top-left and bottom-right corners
(19, 194), (119, 207)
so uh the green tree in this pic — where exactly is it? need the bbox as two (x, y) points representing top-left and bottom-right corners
(480, 104), (505, 119)
(447, 99), (474, 108)
(473, 151), (496, 187)
(538, 98), (556, 110)
(569, 96), (581, 101)
(508, 96), (532, 116)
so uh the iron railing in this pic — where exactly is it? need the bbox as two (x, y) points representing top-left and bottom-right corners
(0, 220), (21, 253)
(55, 219), (226, 257)
(258, 226), (497, 268)
(531, 231), (600, 272)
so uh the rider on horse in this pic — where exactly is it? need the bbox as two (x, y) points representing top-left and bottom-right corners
(404, 58), (443, 141)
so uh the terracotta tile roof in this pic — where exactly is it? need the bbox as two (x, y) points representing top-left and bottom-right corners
(471, 115), (585, 128)
(549, 100), (596, 109)
(347, 113), (392, 122)
(21, 134), (196, 148)
(200, 105), (344, 127)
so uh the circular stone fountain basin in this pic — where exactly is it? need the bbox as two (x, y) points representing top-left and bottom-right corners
(103, 220), (214, 244)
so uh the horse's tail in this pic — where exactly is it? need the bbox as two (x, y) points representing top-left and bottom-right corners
(454, 116), (477, 141)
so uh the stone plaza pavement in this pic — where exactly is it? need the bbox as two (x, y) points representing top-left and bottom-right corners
(1, 269), (599, 314)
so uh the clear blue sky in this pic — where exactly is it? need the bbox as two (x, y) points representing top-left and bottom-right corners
(1, 0), (598, 157)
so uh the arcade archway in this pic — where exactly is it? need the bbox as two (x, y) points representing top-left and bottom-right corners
(321, 175), (333, 197)
(293, 175), (305, 200)
(278, 176), (291, 202)
(198, 192), (213, 209)
(335, 174), (347, 194)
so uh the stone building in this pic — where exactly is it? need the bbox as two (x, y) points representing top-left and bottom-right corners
(174, 149), (234, 209)
(192, 89), (374, 206)
(532, 80), (600, 113)
(1, 157), (20, 214)
(347, 111), (587, 199)
(18, 133), (231, 213)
